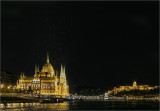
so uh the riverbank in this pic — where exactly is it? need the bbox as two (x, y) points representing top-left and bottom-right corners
(0, 96), (40, 103)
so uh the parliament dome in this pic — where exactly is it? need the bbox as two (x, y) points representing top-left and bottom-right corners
(41, 63), (54, 72)
(41, 53), (54, 72)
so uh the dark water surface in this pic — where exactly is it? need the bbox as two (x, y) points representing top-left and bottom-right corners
(0, 100), (159, 110)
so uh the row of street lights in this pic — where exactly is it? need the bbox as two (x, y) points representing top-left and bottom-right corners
(0, 84), (17, 89)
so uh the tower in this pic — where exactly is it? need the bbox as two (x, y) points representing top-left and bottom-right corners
(60, 65), (69, 97)
(60, 65), (66, 83)
(23, 73), (25, 78)
(34, 65), (37, 75)
(34, 65), (39, 77)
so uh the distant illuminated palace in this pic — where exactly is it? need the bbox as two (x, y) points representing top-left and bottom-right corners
(17, 53), (69, 98)
(107, 81), (159, 95)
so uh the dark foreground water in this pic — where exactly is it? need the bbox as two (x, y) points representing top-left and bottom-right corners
(0, 100), (159, 110)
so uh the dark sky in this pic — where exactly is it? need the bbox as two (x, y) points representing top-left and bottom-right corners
(2, 1), (159, 90)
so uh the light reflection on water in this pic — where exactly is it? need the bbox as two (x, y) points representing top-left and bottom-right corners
(0, 102), (69, 111)
(0, 101), (159, 110)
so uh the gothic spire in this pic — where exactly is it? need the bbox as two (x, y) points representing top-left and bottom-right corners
(47, 52), (50, 63)
(37, 65), (39, 72)
(23, 73), (25, 78)
(61, 64), (63, 73)
(35, 64), (37, 73)
(20, 72), (22, 78)
(64, 65), (65, 74)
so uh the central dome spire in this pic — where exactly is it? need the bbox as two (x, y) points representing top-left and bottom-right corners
(41, 52), (54, 72)
(47, 52), (49, 63)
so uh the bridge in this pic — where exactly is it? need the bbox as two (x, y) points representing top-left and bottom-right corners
(71, 93), (124, 100)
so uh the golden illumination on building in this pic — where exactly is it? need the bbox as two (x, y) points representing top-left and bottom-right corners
(17, 53), (69, 98)
(107, 81), (159, 95)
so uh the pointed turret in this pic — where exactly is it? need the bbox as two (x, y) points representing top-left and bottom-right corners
(61, 64), (63, 73)
(63, 66), (66, 78)
(64, 66), (65, 74)
(47, 52), (50, 63)
(35, 64), (37, 74)
(60, 64), (67, 83)
(20, 72), (22, 78)
(60, 64), (64, 83)
(55, 70), (59, 81)
(37, 65), (39, 72)
(17, 80), (19, 89)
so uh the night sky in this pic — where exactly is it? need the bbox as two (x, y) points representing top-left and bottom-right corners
(2, 1), (159, 90)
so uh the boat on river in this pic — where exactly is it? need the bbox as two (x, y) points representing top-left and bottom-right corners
(63, 97), (75, 101)
(40, 97), (64, 103)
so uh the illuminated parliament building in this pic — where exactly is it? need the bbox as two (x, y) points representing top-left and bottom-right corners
(17, 53), (69, 98)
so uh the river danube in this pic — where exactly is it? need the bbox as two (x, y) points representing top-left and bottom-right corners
(0, 100), (159, 110)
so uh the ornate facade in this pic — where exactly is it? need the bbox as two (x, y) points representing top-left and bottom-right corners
(107, 81), (159, 95)
(17, 53), (69, 98)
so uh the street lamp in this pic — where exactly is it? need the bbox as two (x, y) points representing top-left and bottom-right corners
(1, 84), (3, 88)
